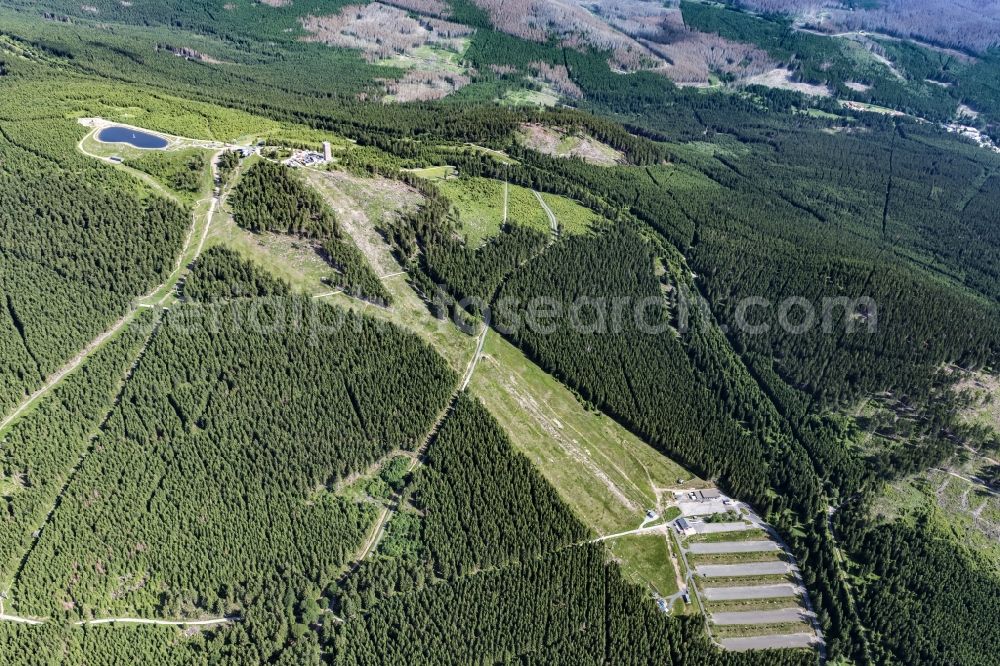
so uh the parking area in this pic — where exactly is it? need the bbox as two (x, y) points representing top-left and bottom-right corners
(719, 633), (817, 651)
(667, 488), (824, 655)
(687, 541), (778, 554)
(702, 584), (799, 601)
(696, 561), (791, 577)
(674, 488), (740, 517)
(711, 608), (808, 626)
(693, 521), (749, 534)
(676, 497), (732, 516)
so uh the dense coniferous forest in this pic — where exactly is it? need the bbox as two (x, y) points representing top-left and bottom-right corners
(493, 229), (777, 503)
(320, 239), (393, 306)
(0, 115), (188, 414)
(838, 514), (1000, 666)
(424, 223), (550, 310)
(333, 393), (814, 665)
(231, 161), (338, 237)
(126, 149), (207, 195)
(0, 1), (998, 663)
(0, 311), (156, 582)
(12, 298), (454, 619)
(413, 394), (589, 578)
(185, 246), (291, 302)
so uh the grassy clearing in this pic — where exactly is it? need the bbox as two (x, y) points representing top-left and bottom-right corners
(953, 369), (1000, 434)
(206, 212), (333, 294)
(435, 177), (505, 246)
(434, 143), (519, 165)
(378, 42), (470, 76)
(431, 176), (556, 245)
(506, 182), (550, 231)
(804, 108), (850, 120)
(538, 192), (601, 235)
(405, 165), (456, 180)
(501, 87), (560, 107)
(412, 171), (594, 244)
(469, 333), (704, 537)
(517, 123), (625, 166)
(607, 533), (679, 598)
(78, 138), (181, 204)
(313, 169), (423, 233)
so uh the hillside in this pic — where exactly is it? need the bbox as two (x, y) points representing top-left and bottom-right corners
(0, 1), (998, 664)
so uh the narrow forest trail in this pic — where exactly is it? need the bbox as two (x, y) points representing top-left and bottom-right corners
(0, 599), (43, 625)
(936, 468), (1000, 498)
(190, 151), (225, 269)
(0, 597), (236, 627)
(76, 616), (238, 627)
(0, 311), (134, 434)
(460, 325), (488, 391)
(589, 523), (669, 543)
(533, 190), (559, 236)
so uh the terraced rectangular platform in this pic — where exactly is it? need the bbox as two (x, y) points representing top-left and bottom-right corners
(702, 584), (799, 601)
(693, 522), (750, 534)
(688, 540), (779, 554)
(711, 608), (807, 625)
(719, 633), (817, 651)
(696, 561), (790, 577)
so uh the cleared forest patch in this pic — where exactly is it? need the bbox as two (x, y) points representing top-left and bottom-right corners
(640, 9), (776, 85)
(743, 67), (832, 96)
(606, 533), (679, 598)
(469, 0), (665, 71)
(878, 466), (1000, 573)
(300, 3), (472, 60)
(469, 333), (704, 536)
(300, 3), (474, 100)
(517, 124), (626, 166)
(952, 369), (1000, 435)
